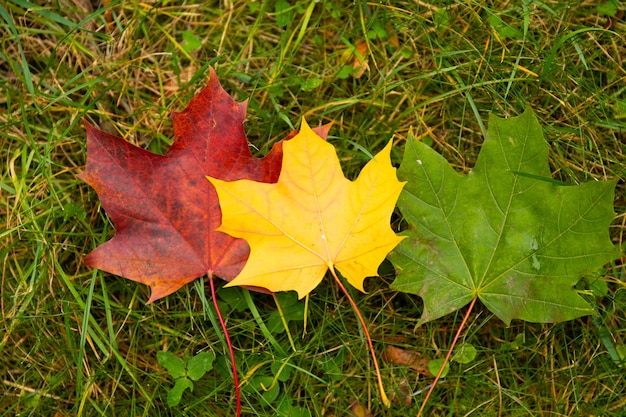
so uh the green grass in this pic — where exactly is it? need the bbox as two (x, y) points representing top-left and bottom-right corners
(1, 0), (625, 416)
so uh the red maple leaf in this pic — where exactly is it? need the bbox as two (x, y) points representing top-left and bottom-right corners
(79, 68), (325, 303)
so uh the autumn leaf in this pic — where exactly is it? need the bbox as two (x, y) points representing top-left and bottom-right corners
(208, 119), (403, 407)
(350, 401), (374, 417)
(340, 40), (369, 79)
(207, 118), (405, 298)
(383, 345), (432, 376)
(390, 107), (618, 325)
(79, 68), (307, 303)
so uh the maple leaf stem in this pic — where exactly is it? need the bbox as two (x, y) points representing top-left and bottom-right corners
(329, 267), (391, 408)
(416, 296), (478, 417)
(208, 274), (241, 417)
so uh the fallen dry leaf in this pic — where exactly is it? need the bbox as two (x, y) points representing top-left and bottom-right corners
(383, 345), (432, 376)
(350, 400), (373, 417)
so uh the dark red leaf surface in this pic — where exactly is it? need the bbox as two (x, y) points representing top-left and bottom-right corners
(79, 68), (312, 302)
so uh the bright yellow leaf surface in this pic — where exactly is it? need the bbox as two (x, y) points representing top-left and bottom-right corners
(208, 119), (405, 298)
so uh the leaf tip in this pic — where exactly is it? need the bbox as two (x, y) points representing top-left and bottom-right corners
(299, 116), (312, 133)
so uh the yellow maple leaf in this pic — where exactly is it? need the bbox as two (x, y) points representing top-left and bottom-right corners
(207, 118), (405, 298)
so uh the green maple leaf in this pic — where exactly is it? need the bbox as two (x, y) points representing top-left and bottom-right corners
(390, 107), (618, 325)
